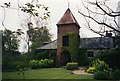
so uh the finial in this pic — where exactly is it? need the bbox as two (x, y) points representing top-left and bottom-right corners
(68, 0), (70, 8)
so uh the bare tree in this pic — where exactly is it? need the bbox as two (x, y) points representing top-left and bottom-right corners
(78, 0), (120, 37)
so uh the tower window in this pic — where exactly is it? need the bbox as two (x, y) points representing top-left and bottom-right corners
(62, 36), (69, 46)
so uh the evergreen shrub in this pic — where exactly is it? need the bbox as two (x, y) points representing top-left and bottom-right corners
(66, 62), (79, 70)
(94, 71), (109, 80)
(29, 59), (54, 69)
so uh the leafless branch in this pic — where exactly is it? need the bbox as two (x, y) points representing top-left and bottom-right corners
(78, 11), (120, 33)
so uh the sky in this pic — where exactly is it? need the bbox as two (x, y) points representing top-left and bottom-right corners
(0, 0), (120, 52)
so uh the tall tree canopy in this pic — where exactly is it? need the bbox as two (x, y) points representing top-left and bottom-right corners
(2, 29), (22, 53)
(1, 1), (51, 53)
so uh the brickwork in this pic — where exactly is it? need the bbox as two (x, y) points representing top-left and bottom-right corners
(56, 8), (80, 66)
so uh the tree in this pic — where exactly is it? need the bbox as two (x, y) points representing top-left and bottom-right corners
(78, 0), (120, 69)
(2, 29), (23, 53)
(78, 0), (120, 36)
(0, 1), (51, 53)
(20, 2), (51, 53)
(2, 29), (23, 70)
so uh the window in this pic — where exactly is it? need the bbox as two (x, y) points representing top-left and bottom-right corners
(62, 36), (69, 46)
(87, 50), (94, 57)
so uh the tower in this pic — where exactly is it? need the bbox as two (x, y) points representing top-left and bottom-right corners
(56, 8), (80, 66)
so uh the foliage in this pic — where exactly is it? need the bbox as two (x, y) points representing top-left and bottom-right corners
(35, 51), (48, 60)
(61, 32), (80, 62)
(96, 48), (120, 69)
(38, 59), (54, 68)
(110, 69), (120, 80)
(20, 2), (51, 53)
(92, 59), (109, 72)
(86, 59), (109, 73)
(2, 52), (29, 71)
(66, 62), (79, 70)
(29, 59), (54, 69)
(29, 59), (39, 69)
(94, 71), (109, 80)
(2, 29), (21, 52)
(86, 67), (96, 73)
(77, 48), (89, 66)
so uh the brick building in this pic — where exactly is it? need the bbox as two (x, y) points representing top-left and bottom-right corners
(37, 8), (114, 66)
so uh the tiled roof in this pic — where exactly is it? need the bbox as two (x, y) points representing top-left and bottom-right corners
(36, 40), (57, 50)
(36, 37), (114, 50)
(57, 8), (80, 27)
(80, 37), (114, 49)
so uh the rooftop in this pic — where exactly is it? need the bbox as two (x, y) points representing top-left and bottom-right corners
(57, 8), (80, 27)
(36, 37), (114, 50)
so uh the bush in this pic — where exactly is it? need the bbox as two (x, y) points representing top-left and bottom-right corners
(86, 67), (96, 73)
(29, 59), (54, 69)
(95, 61), (109, 72)
(94, 71), (109, 80)
(86, 59), (109, 73)
(66, 62), (79, 70)
(38, 59), (54, 68)
(36, 51), (48, 60)
(92, 59), (109, 72)
(96, 48), (120, 69)
(111, 69), (120, 80)
(29, 59), (39, 69)
(77, 48), (89, 66)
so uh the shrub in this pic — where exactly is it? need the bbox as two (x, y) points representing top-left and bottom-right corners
(94, 71), (109, 80)
(66, 62), (79, 70)
(77, 48), (89, 66)
(29, 59), (39, 69)
(38, 59), (54, 68)
(92, 59), (109, 72)
(96, 48), (120, 69)
(95, 61), (109, 72)
(36, 51), (48, 60)
(111, 69), (120, 80)
(87, 59), (109, 73)
(86, 67), (96, 73)
(29, 59), (54, 69)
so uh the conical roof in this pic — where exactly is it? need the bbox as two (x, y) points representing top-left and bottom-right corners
(57, 8), (80, 27)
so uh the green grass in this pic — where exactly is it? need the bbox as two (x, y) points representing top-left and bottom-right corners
(3, 68), (93, 79)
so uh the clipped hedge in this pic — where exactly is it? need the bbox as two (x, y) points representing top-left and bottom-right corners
(29, 59), (54, 69)
(66, 62), (79, 70)
(94, 71), (109, 80)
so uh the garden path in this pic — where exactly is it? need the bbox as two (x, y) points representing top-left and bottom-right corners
(72, 67), (93, 75)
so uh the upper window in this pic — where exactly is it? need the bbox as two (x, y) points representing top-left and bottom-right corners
(62, 36), (69, 46)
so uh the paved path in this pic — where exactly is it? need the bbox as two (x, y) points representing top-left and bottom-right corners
(72, 67), (93, 75)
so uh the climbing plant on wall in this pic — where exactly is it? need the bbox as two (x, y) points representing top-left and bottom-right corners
(62, 32), (80, 62)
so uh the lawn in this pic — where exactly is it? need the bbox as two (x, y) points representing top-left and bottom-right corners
(2, 68), (114, 81)
(2, 68), (115, 81)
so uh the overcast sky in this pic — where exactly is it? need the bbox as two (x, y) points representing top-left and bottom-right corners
(0, 0), (120, 52)
(0, 0), (120, 39)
